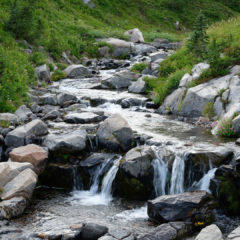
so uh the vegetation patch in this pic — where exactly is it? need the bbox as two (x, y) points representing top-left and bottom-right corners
(202, 102), (215, 119)
(130, 62), (148, 73)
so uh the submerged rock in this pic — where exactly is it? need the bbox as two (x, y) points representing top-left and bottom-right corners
(9, 144), (48, 175)
(139, 222), (192, 240)
(148, 191), (215, 226)
(195, 224), (223, 240)
(115, 146), (154, 200)
(97, 114), (134, 152)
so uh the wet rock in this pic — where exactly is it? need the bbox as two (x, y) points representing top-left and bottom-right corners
(57, 92), (78, 107)
(115, 146), (154, 200)
(39, 93), (58, 106)
(9, 144), (48, 175)
(30, 103), (42, 114)
(233, 115), (240, 134)
(195, 224), (223, 240)
(64, 64), (93, 78)
(134, 44), (156, 55)
(121, 98), (146, 108)
(0, 113), (19, 127)
(236, 138), (240, 146)
(124, 28), (144, 43)
(15, 105), (32, 122)
(148, 191), (215, 226)
(64, 112), (101, 124)
(227, 226), (240, 240)
(139, 222), (192, 240)
(5, 119), (48, 148)
(35, 64), (51, 82)
(101, 70), (139, 89)
(152, 38), (169, 48)
(128, 78), (146, 93)
(80, 223), (108, 240)
(99, 236), (116, 240)
(0, 197), (27, 220)
(96, 114), (134, 152)
(42, 110), (60, 120)
(43, 129), (87, 154)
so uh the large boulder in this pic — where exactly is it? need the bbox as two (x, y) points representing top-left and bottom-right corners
(124, 28), (144, 43)
(96, 114), (134, 152)
(103, 38), (134, 58)
(43, 129), (87, 154)
(101, 70), (139, 89)
(195, 224), (223, 240)
(64, 64), (93, 78)
(0, 162), (37, 219)
(115, 146), (154, 200)
(139, 222), (192, 240)
(148, 191), (215, 226)
(39, 93), (58, 106)
(35, 64), (51, 82)
(5, 119), (48, 148)
(227, 226), (240, 240)
(57, 92), (78, 107)
(134, 44), (156, 55)
(128, 77), (146, 93)
(9, 144), (48, 175)
(0, 113), (19, 127)
(233, 115), (240, 134)
(80, 223), (108, 240)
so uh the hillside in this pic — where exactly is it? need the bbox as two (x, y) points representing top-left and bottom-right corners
(0, 0), (240, 112)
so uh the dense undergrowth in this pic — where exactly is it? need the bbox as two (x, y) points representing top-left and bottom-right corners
(0, 0), (240, 112)
(145, 15), (240, 105)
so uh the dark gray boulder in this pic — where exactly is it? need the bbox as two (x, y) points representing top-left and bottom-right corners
(80, 223), (108, 240)
(148, 191), (215, 226)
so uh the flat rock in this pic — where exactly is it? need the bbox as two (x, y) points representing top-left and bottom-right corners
(9, 144), (48, 175)
(64, 112), (101, 124)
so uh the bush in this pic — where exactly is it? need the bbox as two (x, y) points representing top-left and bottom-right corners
(130, 62), (148, 73)
(29, 52), (47, 66)
(51, 69), (66, 81)
(0, 46), (36, 112)
(216, 118), (236, 137)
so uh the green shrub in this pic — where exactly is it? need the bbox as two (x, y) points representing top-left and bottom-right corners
(56, 63), (68, 70)
(29, 52), (47, 66)
(203, 102), (215, 119)
(130, 62), (148, 73)
(51, 69), (66, 81)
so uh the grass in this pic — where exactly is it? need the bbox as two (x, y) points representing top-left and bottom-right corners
(130, 62), (148, 73)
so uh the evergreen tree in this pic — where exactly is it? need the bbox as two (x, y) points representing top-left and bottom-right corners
(187, 12), (209, 59)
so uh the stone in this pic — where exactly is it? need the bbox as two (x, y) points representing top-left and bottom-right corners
(160, 88), (186, 114)
(0, 197), (27, 220)
(9, 144), (48, 175)
(0, 113), (19, 127)
(83, 0), (95, 8)
(80, 223), (108, 240)
(115, 146), (154, 200)
(35, 64), (51, 82)
(15, 105), (32, 122)
(139, 222), (192, 240)
(39, 93), (58, 106)
(128, 78), (146, 93)
(96, 114), (134, 152)
(192, 63), (210, 80)
(124, 28), (144, 43)
(227, 226), (240, 240)
(43, 129), (87, 153)
(103, 38), (134, 58)
(214, 97), (225, 117)
(64, 112), (101, 124)
(98, 46), (110, 57)
(0, 167), (37, 201)
(195, 224), (223, 240)
(134, 44), (156, 55)
(148, 191), (214, 225)
(179, 73), (193, 87)
(57, 92), (78, 107)
(101, 70), (139, 89)
(64, 64), (93, 78)
(42, 110), (60, 120)
(5, 119), (48, 148)
(236, 138), (240, 146)
(149, 51), (168, 62)
(233, 115), (240, 134)
(152, 38), (169, 48)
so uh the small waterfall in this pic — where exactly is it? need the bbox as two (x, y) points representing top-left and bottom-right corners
(100, 156), (121, 200)
(170, 153), (185, 195)
(152, 158), (168, 196)
(90, 157), (113, 193)
(73, 167), (83, 191)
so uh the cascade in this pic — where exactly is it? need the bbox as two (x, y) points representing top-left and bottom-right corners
(73, 166), (83, 191)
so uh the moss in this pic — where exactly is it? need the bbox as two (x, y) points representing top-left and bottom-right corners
(0, 120), (11, 128)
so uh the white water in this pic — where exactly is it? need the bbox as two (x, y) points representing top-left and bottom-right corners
(70, 156), (121, 205)
(115, 206), (148, 221)
(170, 153), (185, 194)
(152, 158), (168, 196)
